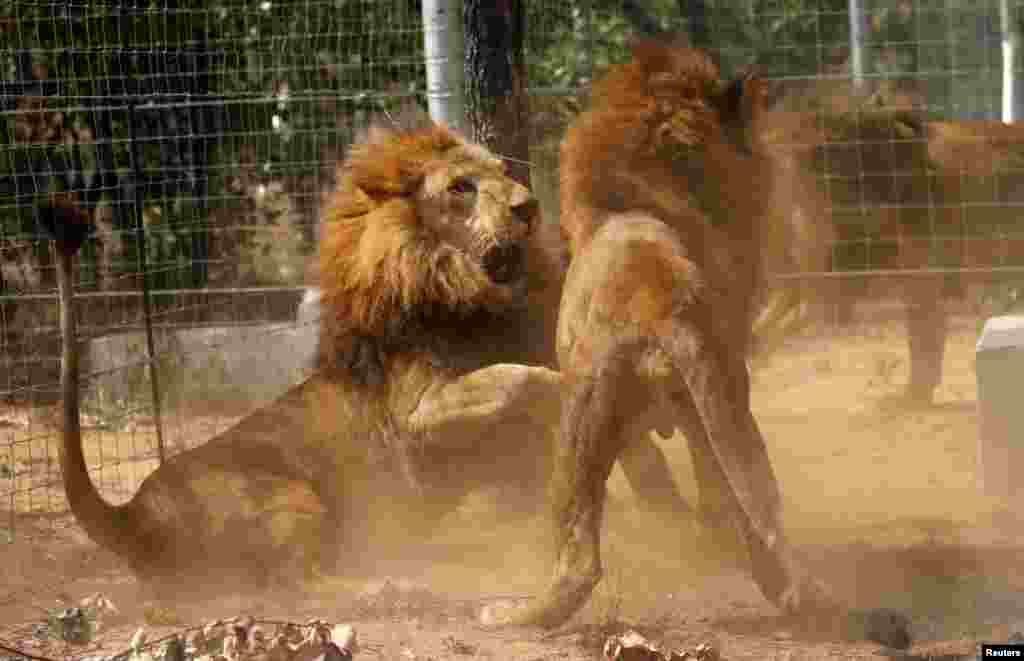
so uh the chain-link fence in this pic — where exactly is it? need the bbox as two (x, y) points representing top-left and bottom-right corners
(3, 0), (1024, 598)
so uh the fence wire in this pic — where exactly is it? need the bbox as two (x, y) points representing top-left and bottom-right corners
(0, 0), (431, 540)
(2, 0), (1024, 578)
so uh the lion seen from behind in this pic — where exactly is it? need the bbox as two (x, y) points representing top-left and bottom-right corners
(496, 39), (848, 630)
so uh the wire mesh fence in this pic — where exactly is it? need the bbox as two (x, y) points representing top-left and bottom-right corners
(0, 0), (434, 541)
(2, 0), (1024, 578)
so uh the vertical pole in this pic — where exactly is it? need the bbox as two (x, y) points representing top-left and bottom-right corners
(463, 0), (530, 185)
(849, 0), (866, 91)
(687, 0), (710, 49)
(584, 0), (595, 83)
(126, 102), (167, 465)
(1001, 0), (1017, 123)
(422, 0), (466, 133)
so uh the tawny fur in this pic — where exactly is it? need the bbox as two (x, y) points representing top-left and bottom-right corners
(57, 118), (690, 601)
(504, 41), (844, 630)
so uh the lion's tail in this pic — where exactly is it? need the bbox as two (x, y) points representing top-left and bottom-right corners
(42, 202), (138, 560)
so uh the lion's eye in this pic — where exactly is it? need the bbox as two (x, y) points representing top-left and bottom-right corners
(448, 178), (477, 195)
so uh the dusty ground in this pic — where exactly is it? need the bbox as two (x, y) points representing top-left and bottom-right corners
(2, 316), (1024, 660)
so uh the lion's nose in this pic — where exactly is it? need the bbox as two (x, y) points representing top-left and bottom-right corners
(511, 197), (538, 229)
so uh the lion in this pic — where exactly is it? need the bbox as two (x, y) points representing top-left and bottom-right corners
(768, 102), (1024, 404)
(53, 118), (691, 600)
(492, 40), (896, 635)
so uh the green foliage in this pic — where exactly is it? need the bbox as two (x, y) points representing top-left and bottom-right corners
(1, 0), (428, 295)
(3, 0), (1023, 301)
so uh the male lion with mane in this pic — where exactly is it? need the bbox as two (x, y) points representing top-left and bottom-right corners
(54, 117), (690, 600)
(494, 40), (909, 646)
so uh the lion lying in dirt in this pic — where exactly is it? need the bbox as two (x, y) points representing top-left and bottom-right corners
(492, 39), (851, 629)
(52, 118), (690, 600)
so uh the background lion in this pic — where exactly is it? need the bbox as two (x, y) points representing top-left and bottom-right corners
(54, 117), (691, 601)
(761, 104), (1024, 404)
(497, 40), (907, 648)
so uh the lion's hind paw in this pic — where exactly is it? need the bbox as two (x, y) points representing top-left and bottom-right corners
(478, 597), (536, 629)
(778, 574), (841, 617)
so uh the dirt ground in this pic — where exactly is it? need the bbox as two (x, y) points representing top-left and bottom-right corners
(2, 315), (1024, 660)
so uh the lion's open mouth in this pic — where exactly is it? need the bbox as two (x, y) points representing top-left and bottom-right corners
(482, 243), (524, 284)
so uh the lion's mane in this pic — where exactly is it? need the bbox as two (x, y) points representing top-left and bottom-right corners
(314, 121), (562, 390)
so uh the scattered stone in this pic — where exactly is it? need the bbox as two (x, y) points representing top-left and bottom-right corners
(442, 635), (477, 656)
(672, 642), (719, 661)
(161, 635), (186, 661)
(332, 625), (357, 655)
(604, 631), (720, 661)
(604, 630), (661, 660)
(185, 629), (208, 657)
(30, 622), (50, 641)
(53, 607), (92, 644)
(850, 608), (913, 650)
(250, 626), (268, 652)
(130, 627), (148, 654)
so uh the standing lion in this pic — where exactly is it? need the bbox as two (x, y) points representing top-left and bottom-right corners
(497, 39), (848, 630)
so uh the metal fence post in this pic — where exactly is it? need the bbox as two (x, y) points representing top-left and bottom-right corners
(126, 102), (167, 465)
(1000, 0), (1019, 123)
(849, 0), (866, 91)
(422, 0), (466, 133)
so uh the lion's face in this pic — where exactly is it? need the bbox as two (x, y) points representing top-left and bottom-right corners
(415, 144), (539, 288)
(317, 122), (547, 375)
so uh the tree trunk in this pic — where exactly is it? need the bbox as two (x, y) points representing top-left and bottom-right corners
(624, 0), (666, 37)
(463, 0), (530, 186)
(677, 0), (710, 48)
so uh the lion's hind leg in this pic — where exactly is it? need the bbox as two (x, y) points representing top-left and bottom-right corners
(509, 339), (651, 629)
(655, 320), (912, 648)
(658, 322), (837, 615)
(667, 391), (750, 568)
